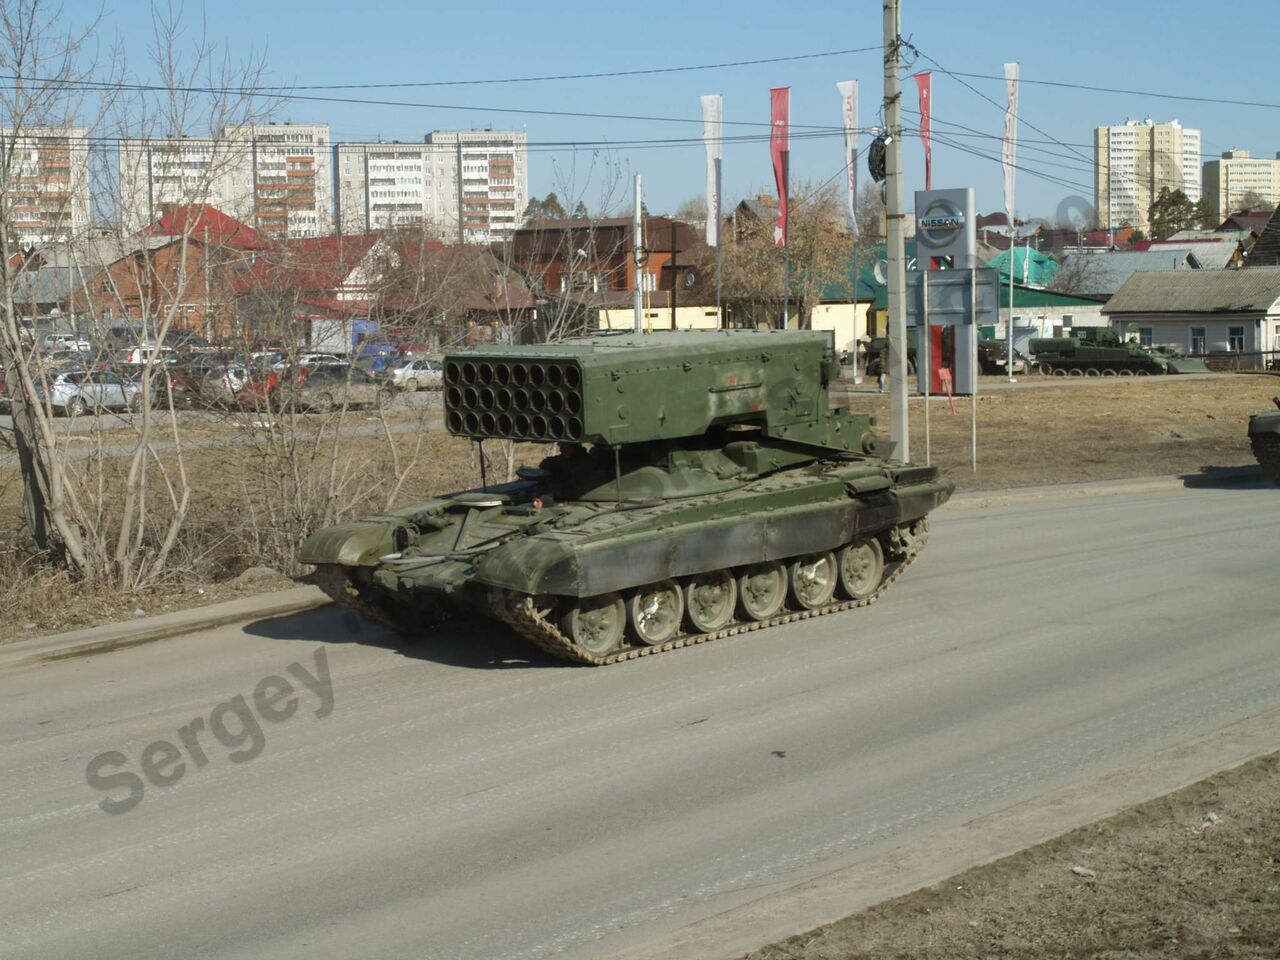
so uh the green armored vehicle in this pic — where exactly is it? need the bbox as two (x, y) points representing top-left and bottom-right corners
(1249, 397), (1280, 485)
(301, 331), (954, 665)
(1031, 327), (1209, 376)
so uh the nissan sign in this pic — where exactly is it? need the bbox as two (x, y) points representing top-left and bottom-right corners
(913, 188), (976, 267)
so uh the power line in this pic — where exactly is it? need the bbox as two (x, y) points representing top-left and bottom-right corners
(938, 70), (1280, 112)
(206, 46), (885, 91)
(0, 47), (880, 96)
(0, 81), (847, 130)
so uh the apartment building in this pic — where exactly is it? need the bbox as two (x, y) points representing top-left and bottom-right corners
(1201, 149), (1280, 223)
(0, 126), (91, 246)
(334, 140), (455, 235)
(1095, 118), (1202, 232)
(335, 130), (527, 244)
(118, 122), (332, 239)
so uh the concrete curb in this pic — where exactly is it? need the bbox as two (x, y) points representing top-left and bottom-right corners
(0, 585), (330, 671)
(943, 465), (1264, 512)
(606, 706), (1280, 960)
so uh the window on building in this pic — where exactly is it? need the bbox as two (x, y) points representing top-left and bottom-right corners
(1138, 327), (1153, 347)
(1227, 326), (1245, 352)
(1189, 326), (1207, 355)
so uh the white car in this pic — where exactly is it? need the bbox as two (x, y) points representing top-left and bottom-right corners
(41, 333), (92, 353)
(272, 353), (345, 371)
(387, 357), (443, 391)
(36, 369), (142, 416)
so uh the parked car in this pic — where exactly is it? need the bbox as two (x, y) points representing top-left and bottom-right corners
(396, 342), (432, 358)
(167, 331), (210, 353)
(117, 345), (178, 366)
(288, 364), (392, 412)
(202, 365), (250, 406)
(35, 369), (142, 416)
(385, 357), (443, 391)
(271, 352), (344, 371)
(40, 333), (92, 353)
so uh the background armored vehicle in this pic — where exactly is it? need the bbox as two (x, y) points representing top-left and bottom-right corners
(1249, 397), (1280, 485)
(1030, 327), (1209, 376)
(301, 331), (954, 665)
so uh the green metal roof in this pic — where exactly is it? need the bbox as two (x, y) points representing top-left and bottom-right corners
(984, 246), (1060, 287)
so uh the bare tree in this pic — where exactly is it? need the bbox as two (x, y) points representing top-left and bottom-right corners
(710, 181), (855, 329)
(0, 0), (274, 587)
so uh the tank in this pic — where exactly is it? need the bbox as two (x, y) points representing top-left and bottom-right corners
(1249, 397), (1280, 485)
(1030, 327), (1209, 376)
(300, 330), (955, 665)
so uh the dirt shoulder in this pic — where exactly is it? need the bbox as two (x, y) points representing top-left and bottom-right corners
(835, 373), (1274, 491)
(747, 752), (1280, 960)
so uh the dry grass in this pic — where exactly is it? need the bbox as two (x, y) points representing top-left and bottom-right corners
(750, 752), (1280, 960)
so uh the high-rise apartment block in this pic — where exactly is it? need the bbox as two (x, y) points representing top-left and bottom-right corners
(122, 125), (527, 244)
(335, 130), (527, 244)
(1201, 149), (1280, 223)
(1095, 118), (1201, 232)
(119, 122), (331, 239)
(0, 126), (91, 246)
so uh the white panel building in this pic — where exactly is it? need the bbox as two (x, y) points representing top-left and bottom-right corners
(1095, 118), (1202, 233)
(335, 130), (527, 244)
(0, 126), (91, 245)
(118, 122), (332, 238)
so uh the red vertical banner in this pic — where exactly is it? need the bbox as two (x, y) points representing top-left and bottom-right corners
(913, 71), (932, 190)
(770, 86), (790, 247)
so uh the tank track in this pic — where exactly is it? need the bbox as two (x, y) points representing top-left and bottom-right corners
(489, 521), (929, 666)
(312, 564), (453, 632)
(1251, 433), (1280, 485)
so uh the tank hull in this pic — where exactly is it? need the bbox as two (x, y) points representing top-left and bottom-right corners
(306, 463), (953, 664)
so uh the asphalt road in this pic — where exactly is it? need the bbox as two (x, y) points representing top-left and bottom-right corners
(2, 482), (1278, 960)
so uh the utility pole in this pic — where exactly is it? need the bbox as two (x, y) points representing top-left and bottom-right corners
(669, 220), (677, 328)
(883, 0), (910, 461)
(633, 174), (644, 333)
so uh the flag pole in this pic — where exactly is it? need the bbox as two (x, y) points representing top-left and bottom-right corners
(715, 158), (723, 325)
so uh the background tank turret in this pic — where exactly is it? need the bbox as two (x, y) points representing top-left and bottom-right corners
(301, 330), (953, 665)
(1249, 397), (1280, 485)
(1030, 326), (1209, 376)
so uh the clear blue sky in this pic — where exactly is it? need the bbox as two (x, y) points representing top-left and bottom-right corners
(68, 0), (1280, 223)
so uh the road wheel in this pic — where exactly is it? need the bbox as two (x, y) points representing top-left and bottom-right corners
(1085, 368), (1100, 377)
(313, 391), (335, 413)
(1101, 368), (1117, 377)
(737, 561), (787, 621)
(627, 580), (684, 645)
(838, 538), (885, 600)
(1135, 369), (1150, 376)
(68, 396), (87, 417)
(560, 592), (625, 657)
(1052, 367), (1067, 377)
(684, 570), (737, 633)
(1068, 368), (1084, 377)
(1119, 369), (1134, 376)
(375, 388), (395, 409)
(404, 378), (419, 392)
(1037, 363), (1051, 376)
(788, 552), (837, 609)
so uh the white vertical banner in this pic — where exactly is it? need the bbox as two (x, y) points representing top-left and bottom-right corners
(836, 80), (859, 238)
(700, 94), (723, 247)
(1002, 62), (1019, 232)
